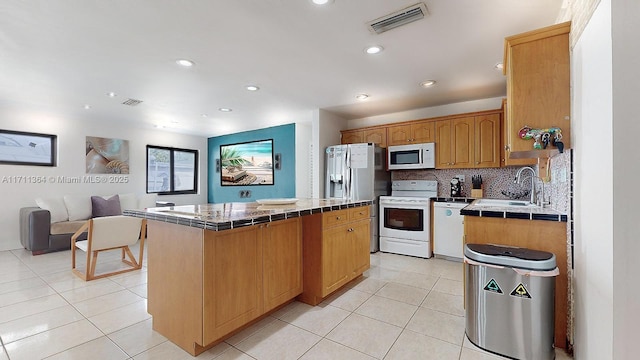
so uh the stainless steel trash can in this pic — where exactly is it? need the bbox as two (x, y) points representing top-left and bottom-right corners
(464, 244), (559, 360)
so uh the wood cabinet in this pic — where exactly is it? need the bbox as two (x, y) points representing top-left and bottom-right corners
(501, 99), (537, 166)
(300, 206), (371, 305)
(435, 117), (474, 169)
(262, 219), (303, 312)
(387, 120), (435, 146)
(474, 113), (501, 168)
(464, 216), (568, 349)
(341, 130), (363, 145)
(503, 22), (571, 160)
(147, 218), (302, 356)
(341, 128), (387, 147)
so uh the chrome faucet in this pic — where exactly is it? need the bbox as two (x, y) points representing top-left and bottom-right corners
(514, 166), (538, 205)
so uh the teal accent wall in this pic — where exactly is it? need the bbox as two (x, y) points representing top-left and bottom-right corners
(208, 123), (296, 203)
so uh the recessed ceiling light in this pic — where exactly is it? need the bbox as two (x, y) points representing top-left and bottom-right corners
(176, 59), (195, 67)
(420, 80), (436, 88)
(365, 45), (384, 54)
(201, 114), (208, 118)
(494, 62), (504, 70)
(84, 104), (91, 110)
(107, 92), (116, 97)
(356, 94), (369, 100)
(218, 108), (232, 112)
(246, 85), (260, 91)
(311, 0), (334, 5)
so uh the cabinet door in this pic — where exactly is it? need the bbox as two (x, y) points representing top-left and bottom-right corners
(203, 226), (263, 344)
(506, 22), (571, 154)
(474, 114), (501, 168)
(321, 225), (351, 296)
(349, 219), (371, 277)
(451, 117), (474, 168)
(435, 120), (453, 168)
(341, 130), (363, 144)
(387, 124), (411, 146)
(364, 128), (387, 148)
(411, 121), (435, 143)
(501, 99), (537, 166)
(263, 218), (302, 312)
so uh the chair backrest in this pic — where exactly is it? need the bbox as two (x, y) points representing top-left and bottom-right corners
(89, 215), (142, 251)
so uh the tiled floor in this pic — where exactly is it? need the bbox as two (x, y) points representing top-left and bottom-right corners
(0, 244), (573, 360)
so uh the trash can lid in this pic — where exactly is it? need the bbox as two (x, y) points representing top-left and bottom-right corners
(464, 244), (557, 270)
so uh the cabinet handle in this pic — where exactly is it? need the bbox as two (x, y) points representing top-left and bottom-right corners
(476, 162), (480, 165)
(504, 145), (510, 151)
(348, 228), (354, 232)
(336, 216), (341, 220)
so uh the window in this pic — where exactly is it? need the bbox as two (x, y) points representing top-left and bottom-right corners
(146, 145), (198, 194)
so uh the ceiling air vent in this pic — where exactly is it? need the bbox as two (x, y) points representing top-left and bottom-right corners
(367, 2), (428, 34)
(122, 98), (143, 106)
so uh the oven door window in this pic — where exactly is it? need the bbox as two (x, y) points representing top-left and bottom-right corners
(390, 150), (420, 165)
(383, 207), (424, 231)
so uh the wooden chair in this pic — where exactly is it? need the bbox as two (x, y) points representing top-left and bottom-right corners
(71, 215), (147, 281)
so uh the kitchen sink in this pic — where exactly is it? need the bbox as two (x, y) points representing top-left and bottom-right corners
(472, 199), (539, 208)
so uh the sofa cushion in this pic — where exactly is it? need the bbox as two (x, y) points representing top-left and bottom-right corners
(63, 194), (92, 221)
(91, 195), (122, 217)
(51, 220), (87, 235)
(35, 197), (69, 223)
(118, 193), (137, 212)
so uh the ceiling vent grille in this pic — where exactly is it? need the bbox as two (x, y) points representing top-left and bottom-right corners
(367, 2), (428, 34)
(122, 98), (143, 106)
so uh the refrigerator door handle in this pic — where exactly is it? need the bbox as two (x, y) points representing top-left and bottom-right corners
(344, 146), (351, 200)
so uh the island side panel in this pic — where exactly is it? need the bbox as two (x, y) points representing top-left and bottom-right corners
(464, 216), (568, 349)
(147, 220), (204, 353)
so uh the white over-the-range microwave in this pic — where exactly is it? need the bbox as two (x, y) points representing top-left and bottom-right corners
(387, 143), (435, 170)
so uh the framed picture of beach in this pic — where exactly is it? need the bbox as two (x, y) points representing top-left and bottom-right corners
(0, 129), (57, 166)
(220, 139), (274, 186)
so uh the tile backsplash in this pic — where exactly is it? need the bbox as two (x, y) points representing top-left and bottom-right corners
(391, 150), (571, 214)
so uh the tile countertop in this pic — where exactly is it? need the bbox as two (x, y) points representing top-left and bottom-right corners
(460, 198), (568, 222)
(123, 198), (372, 231)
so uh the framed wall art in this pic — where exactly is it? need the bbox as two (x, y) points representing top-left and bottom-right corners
(0, 129), (57, 166)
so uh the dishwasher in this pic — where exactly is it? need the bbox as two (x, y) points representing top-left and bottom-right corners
(433, 202), (467, 261)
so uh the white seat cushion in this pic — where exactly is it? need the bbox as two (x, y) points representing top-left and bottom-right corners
(35, 197), (69, 223)
(63, 195), (92, 221)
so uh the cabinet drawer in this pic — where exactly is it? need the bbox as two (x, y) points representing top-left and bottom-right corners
(323, 209), (349, 228)
(349, 206), (370, 221)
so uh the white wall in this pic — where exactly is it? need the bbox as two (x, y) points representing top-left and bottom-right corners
(1, 110), (208, 251)
(572, 1), (614, 358)
(348, 97), (504, 129)
(312, 109), (347, 198)
(611, 0), (640, 358)
(295, 121), (312, 199)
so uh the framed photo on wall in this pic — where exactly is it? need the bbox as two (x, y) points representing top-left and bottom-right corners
(220, 139), (274, 186)
(0, 129), (57, 166)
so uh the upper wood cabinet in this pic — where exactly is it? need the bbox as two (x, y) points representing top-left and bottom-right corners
(435, 117), (475, 169)
(474, 113), (501, 168)
(341, 128), (387, 148)
(501, 99), (537, 166)
(340, 130), (363, 145)
(387, 121), (435, 146)
(504, 22), (571, 158)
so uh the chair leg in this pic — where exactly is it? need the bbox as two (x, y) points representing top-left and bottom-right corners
(88, 251), (99, 281)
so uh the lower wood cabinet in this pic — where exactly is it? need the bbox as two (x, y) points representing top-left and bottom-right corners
(300, 206), (371, 305)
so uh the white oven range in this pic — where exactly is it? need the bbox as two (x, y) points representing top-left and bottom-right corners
(379, 180), (438, 258)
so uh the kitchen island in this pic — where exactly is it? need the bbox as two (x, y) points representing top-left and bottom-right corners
(124, 199), (372, 356)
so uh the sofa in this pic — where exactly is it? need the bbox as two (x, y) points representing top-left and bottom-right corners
(20, 193), (157, 255)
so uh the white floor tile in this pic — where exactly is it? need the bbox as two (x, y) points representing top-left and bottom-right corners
(235, 319), (321, 360)
(0, 305), (84, 344)
(354, 295), (418, 327)
(406, 307), (466, 345)
(346, 276), (387, 294)
(391, 271), (439, 291)
(0, 277), (46, 295)
(108, 318), (167, 357)
(0, 285), (57, 308)
(432, 278), (464, 296)
(385, 329), (461, 360)
(44, 336), (129, 360)
(224, 316), (277, 346)
(375, 282), (429, 306)
(59, 280), (126, 303)
(72, 289), (144, 317)
(132, 340), (206, 360)
(88, 299), (150, 334)
(0, 294), (68, 324)
(299, 338), (375, 360)
(128, 283), (148, 298)
(320, 288), (372, 312)
(326, 313), (402, 359)
(4, 319), (103, 360)
(0, 269), (37, 285)
(109, 269), (147, 288)
(421, 290), (465, 317)
(275, 301), (350, 336)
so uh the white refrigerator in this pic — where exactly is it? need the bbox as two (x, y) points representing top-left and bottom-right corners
(325, 143), (390, 252)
